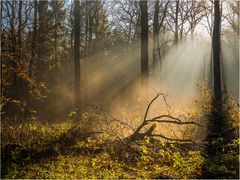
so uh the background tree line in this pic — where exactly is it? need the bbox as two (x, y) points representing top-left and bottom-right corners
(1, 0), (239, 120)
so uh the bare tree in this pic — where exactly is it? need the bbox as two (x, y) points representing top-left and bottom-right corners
(174, 0), (179, 44)
(165, 0), (181, 44)
(109, 0), (140, 44)
(224, 0), (239, 35)
(202, 1), (214, 37)
(152, 0), (170, 71)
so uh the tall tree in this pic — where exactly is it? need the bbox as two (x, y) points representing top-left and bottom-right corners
(17, 0), (24, 99)
(174, 0), (179, 45)
(152, 0), (160, 68)
(209, 0), (223, 143)
(17, 0), (22, 63)
(212, 0), (222, 105)
(9, 1), (18, 98)
(36, 0), (48, 80)
(152, 0), (170, 72)
(94, 1), (110, 53)
(30, 0), (38, 74)
(74, 0), (81, 109)
(140, 0), (148, 86)
(49, 0), (67, 70)
(88, 2), (93, 56)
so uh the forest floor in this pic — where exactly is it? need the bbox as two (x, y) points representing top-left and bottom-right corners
(1, 110), (239, 178)
(1, 90), (239, 179)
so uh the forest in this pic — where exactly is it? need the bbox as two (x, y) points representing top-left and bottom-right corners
(1, 0), (239, 179)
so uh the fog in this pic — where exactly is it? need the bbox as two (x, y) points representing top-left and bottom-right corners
(151, 38), (211, 108)
(44, 35), (238, 135)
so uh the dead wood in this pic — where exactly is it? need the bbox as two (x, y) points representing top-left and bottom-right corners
(122, 93), (202, 144)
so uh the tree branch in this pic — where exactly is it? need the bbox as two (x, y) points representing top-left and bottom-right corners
(147, 114), (182, 122)
(143, 93), (159, 121)
(148, 119), (202, 126)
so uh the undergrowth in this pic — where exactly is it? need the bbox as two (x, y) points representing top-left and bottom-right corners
(1, 86), (239, 179)
(1, 119), (205, 179)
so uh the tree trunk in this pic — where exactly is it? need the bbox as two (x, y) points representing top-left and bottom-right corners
(74, 0), (81, 110)
(88, 4), (93, 56)
(86, 1), (89, 54)
(17, 0), (24, 99)
(37, 0), (48, 80)
(30, 0), (38, 74)
(17, 0), (22, 64)
(212, 0), (222, 105)
(10, 1), (18, 98)
(152, 0), (159, 69)
(174, 0), (179, 45)
(208, 0), (223, 146)
(128, 16), (133, 45)
(140, 0), (148, 86)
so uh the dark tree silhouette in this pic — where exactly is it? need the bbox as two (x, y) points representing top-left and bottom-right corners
(153, 0), (160, 69)
(140, 0), (148, 85)
(208, 0), (223, 152)
(212, 0), (222, 106)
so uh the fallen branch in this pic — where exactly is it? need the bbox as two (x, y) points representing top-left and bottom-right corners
(148, 119), (202, 126)
(123, 93), (202, 144)
(147, 114), (182, 122)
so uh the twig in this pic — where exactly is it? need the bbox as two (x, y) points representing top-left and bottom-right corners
(103, 111), (135, 131)
(151, 90), (171, 114)
(160, 93), (171, 114)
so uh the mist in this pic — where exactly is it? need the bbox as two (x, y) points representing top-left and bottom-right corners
(2, 0), (239, 178)
(51, 35), (238, 123)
